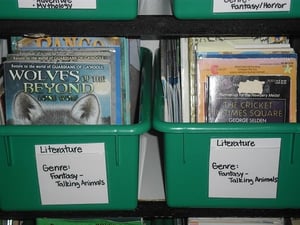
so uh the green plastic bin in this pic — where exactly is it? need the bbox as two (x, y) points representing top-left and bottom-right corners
(153, 51), (300, 208)
(172, 0), (300, 19)
(0, 0), (137, 20)
(0, 48), (152, 211)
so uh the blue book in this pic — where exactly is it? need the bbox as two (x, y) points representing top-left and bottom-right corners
(9, 36), (125, 124)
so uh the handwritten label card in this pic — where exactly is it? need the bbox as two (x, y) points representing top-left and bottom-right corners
(213, 0), (290, 13)
(209, 138), (281, 198)
(18, 0), (96, 9)
(35, 143), (108, 205)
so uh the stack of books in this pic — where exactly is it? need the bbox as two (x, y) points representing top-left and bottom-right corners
(2, 36), (141, 125)
(160, 36), (297, 123)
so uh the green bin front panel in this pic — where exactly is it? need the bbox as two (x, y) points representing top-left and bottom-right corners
(0, 0), (137, 20)
(0, 134), (139, 210)
(162, 131), (300, 208)
(173, 0), (300, 19)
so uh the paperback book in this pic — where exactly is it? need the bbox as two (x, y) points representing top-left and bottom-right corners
(10, 36), (123, 51)
(10, 36), (129, 124)
(197, 53), (298, 122)
(181, 36), (290, 123)
(4, 53), (116, 125)
(206, 75), (290, 123)
(184, 36), (295, 123)
(160, 39), (182, 122)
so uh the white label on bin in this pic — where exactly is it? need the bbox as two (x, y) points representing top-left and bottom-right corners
(209, 138), (280, 198)
(35, 143), (108, 205)
(213, 0), (290, 13)
(18, 0), (96, 9)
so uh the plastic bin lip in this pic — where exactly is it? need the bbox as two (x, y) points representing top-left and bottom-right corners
(153, 118), (300, 134)
(0, 122), (150, 136)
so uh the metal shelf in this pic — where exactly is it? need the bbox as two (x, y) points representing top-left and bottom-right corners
(1, 201), (300, 219)
(0, 16), (300, 38)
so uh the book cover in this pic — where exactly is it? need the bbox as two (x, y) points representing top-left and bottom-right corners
(192, 36), (293, 55)
(160, 39), (170, 122)
(180, 37), (190, 122)
(11, 36), (123, 51)
(164, 38), (182, 123)
(197, 53), (297, 122)
(10, 36), (126, 124)
(206, 75), (290, 123)
(4, 57), (116, 125)
(188, 37), (198, 122)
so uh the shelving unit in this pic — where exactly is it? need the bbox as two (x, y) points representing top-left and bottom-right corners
(1, 14), (300, 220)
(2, 201), (300, 219)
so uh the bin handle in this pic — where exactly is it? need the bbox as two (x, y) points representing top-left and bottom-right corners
(4, 136), (13, 166)
(290, 133), (296, 164)
(183, 133), (186, 164)
(115, 135), (120, 167)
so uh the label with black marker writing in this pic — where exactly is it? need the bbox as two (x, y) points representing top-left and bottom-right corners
(209, 138), (281, 198)
(213, 0), (290, 13)
(35, 143), (108, 205)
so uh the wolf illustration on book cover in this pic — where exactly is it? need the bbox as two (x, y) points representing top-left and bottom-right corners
(4, 60), (114, 125)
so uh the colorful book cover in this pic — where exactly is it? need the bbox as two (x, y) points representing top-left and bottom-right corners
(192, 36), (292, 55)
(197, 53), (297, 122)
(188, 37), (197, 122)
(180, 37), (190, 122)
(4, 57), (116, 125)
(10, 36), (126, 124)
(121, 37), (131, 124)
(206, 75), (290, 123)
(10, 36), (122, 51)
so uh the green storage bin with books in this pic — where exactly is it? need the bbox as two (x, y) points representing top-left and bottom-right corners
(0, 0), (137, 20)
(0, 47), (152, 211)
(172, 0), (300, 19)
(153, 51), (300, 208)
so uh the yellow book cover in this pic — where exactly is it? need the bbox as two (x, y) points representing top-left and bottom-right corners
(197, 53), (297, 122)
